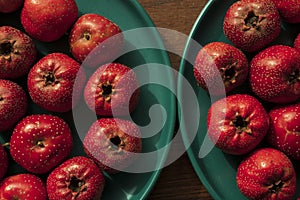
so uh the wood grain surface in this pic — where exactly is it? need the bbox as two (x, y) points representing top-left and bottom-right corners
(137, 0), (214, 199)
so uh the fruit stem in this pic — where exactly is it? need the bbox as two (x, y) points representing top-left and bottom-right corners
(83, 32), (91, 41)
(36, 140), (45, 148)
(30, 140), (45, 150)
(2, 142), (10, 147)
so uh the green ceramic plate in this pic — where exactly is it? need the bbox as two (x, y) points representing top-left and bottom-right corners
(178, 0), (300, 199)
(0, 0), (175, 199)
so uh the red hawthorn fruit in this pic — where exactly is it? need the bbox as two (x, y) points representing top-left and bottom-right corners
(83, 118), (142, 174)
(266, 103), (300, 160)
(69, 13), (124, 68)
(0, 79), (28, 132)
(84, 63), (140, 116)
(207, 94), (270, 155)
(236, 148), (297, 200)
(47, 156), (105, 200)
(271, 0), (300, 23)
(0, 0), (24, 13)
(0, 174), (47, 199)
(0, 145), (8, 180)
(250, 45), (300, 104)
(10, 114), (73, 174)
(223, 0), (281, 52)
(193, 42), (249, 96)
(21, 0), (78, 42)
(27, 53), (86, 113)
(294, 33), (300, 53)
(0, 26), (36, 79)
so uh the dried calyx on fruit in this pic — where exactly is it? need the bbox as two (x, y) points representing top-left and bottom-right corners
(0, 26), (36, 79)
(223, 0), (281, 52)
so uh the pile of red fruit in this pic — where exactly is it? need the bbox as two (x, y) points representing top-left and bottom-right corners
(0, 0), (142, 199)
(194, 0), (300, 199)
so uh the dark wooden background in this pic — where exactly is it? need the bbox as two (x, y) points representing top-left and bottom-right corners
(137, 1), (214, 199)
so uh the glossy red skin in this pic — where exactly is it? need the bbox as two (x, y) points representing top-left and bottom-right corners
(193, 42), (249, 96)
(0, 0), (24, 13)
(294, 33), (300, 53)
(250, 45), (300, 104)
(21, 0), (78, 42)
(83, 118), (142, 174)
(10, 114), (73, 174)
(0, 145), (8, 180)
(207, 94), (269, 155)
(223, 0), (280, 52)
(236, 148), (296, 200)
(47, 156), (105, 200)
(271, 0), (300, 23)
(266, 103), (300, 160)
(0, 26), (36, 79)
(27, 53), (86, 113)
(69, 13), (124, 68)
(0, 174), (47, 199)
(84, 63), (140, 116)
(0, 79), (28, 132)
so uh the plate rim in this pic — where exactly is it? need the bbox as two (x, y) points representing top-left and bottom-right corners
(177, 0), (224, 199)
(104, 0), (176, 199)
(0, 0), (176, 199)
(117, 1), (176, 199)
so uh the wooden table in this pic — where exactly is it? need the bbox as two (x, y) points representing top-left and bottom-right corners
(137, 0), (214, 199)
